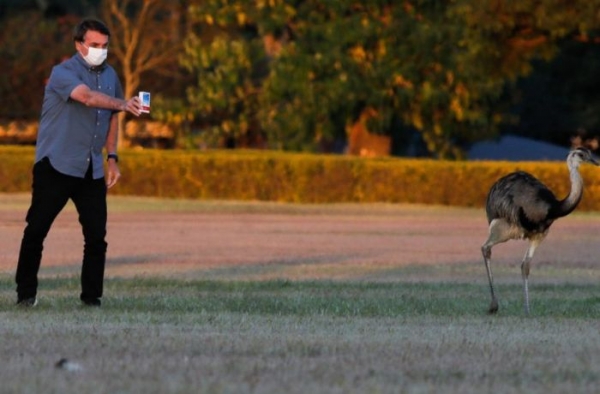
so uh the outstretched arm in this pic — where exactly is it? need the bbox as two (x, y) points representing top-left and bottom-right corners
(71, 84), (141, 116)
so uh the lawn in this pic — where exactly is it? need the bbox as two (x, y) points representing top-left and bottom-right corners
(1, 194), (599, 393)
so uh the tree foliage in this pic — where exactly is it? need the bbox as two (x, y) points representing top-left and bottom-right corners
(0, 12), (78, 119)
(180, 33), (265, 147)
(1, 1), (600, 156)
(182, 0), (600, 158)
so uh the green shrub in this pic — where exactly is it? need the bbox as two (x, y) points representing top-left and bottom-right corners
(3, 146), (599, 210)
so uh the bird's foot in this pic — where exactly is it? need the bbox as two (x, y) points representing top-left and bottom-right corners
(488, 299), (499, 314)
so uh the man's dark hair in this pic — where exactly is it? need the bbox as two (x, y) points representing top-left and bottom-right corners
(73, 19), (111, 42)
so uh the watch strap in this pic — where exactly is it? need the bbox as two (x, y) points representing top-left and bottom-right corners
(107, 153), (119, 163)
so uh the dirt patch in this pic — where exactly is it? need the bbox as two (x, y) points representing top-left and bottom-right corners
(1, 194), (600, 282)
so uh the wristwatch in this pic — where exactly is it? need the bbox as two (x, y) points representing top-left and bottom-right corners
(107, 153), (119, 163)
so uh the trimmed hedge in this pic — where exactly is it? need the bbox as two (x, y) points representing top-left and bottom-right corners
(2, 146), (600, 210)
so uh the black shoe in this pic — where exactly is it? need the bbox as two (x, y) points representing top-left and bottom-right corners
(16, 297), (38, 307)
(81, 298), (101, 307)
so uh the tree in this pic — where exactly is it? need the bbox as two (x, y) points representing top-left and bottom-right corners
(188, 1), (499, 157)
(0, 11), (78, 119)
(469, 0), (600, 148)
(101, 0), (185, 146)
(180, 34), (265, 148)
(182, 0), (600, 158)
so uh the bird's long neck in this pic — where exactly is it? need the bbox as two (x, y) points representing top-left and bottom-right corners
(554, 165), (584, 218)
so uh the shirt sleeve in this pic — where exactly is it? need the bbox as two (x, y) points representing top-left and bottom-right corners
(48, 63), (85, 103)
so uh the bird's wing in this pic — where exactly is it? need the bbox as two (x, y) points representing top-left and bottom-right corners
(486, 171), (557, 230)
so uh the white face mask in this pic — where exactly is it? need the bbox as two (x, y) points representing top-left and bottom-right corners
(81, 43), (107, 66)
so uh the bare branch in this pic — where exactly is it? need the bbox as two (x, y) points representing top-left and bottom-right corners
(99, 0), (185, 146)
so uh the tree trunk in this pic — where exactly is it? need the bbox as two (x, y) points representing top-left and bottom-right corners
(347, 108), (391, 157)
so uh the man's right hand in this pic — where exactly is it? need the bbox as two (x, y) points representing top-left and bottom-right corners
(122, 96), (142, 116)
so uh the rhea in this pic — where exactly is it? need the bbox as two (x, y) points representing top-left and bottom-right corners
(481, 147), (598, 315)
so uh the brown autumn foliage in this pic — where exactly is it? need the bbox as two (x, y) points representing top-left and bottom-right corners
(0, 12), (79, 119)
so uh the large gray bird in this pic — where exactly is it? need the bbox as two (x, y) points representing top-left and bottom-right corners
(481, 147), (598, 315)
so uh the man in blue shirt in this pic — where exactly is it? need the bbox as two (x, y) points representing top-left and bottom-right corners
(15, 19), (142, 307)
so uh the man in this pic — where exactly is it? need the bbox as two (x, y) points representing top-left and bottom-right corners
(15, 18), (142, 307)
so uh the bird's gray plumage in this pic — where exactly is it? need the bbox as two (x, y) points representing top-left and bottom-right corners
(481, 147), (598, 315)
(485, 170), (557, 236)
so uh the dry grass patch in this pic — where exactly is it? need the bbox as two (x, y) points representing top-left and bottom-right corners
(1, 278), (600, 393)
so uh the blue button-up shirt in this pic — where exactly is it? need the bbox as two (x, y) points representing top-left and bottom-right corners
(35, 54), (124, 179)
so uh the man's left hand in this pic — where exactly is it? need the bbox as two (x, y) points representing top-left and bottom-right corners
(106, 161), (121, 188)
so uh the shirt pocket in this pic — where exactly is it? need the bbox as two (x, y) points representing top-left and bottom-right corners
(97, 73), (117, 98)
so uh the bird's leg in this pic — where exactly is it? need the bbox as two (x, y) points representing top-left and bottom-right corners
(522, 262), (530, 315)
(482, 219), (511, 314)
(521, 239), (540, 316)
(482, 244), (498, 314)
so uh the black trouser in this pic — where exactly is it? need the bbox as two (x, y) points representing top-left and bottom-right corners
(16, 157), (107, 302)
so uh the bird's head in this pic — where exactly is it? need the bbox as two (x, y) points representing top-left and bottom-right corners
(567, 147), (600, 168)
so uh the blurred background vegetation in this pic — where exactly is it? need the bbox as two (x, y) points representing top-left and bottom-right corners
(1, 0), (600, 159)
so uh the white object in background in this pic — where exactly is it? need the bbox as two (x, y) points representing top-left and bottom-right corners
(139, 91), (151, 113)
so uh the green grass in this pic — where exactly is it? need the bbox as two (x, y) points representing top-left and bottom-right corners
(2, 276), (599, 318)
(2, 195), (600, 393)
(1, 275), (600, 394)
